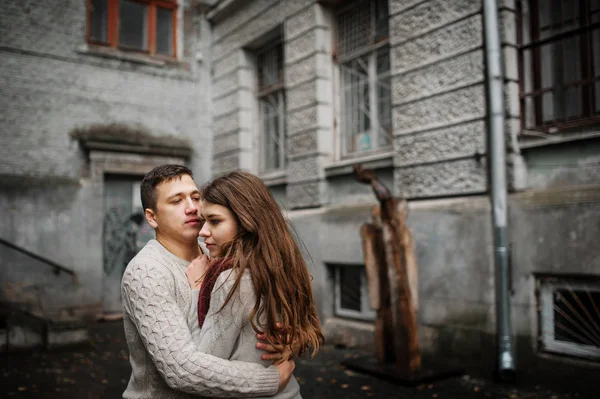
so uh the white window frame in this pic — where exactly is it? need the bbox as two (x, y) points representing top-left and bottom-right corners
(336, 0), (391, 159)
(334, 264), (376, 321)
(257, 41), (286, 173)
(539, 277), (600, 361)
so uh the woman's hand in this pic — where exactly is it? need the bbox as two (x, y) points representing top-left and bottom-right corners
(185, 254), (209, 289)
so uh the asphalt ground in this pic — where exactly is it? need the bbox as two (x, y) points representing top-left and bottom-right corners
(1, 321), (598, 398)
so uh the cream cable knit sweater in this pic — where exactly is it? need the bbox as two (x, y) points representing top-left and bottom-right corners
(121, 239), (280, 398)
(196, 269), (301, 399)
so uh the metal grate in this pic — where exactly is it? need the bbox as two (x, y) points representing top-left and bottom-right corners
(538, 276), (600, 360)
(338, 0), (372, 57)
(334, 265), (376, 321)
(257, 41), (285, 172)
(518, 0), (600, 131)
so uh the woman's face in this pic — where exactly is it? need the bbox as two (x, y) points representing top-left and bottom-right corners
(199, 201), (239, 258)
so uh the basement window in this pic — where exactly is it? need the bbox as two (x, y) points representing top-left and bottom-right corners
(538, 276), (600, 361)
(332, 264), (375, 321)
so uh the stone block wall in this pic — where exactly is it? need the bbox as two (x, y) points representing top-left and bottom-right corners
(389, 0), (488, 198)
(0, 0), (207, 312)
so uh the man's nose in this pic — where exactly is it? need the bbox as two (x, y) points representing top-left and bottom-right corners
(184, 198), (199, 214)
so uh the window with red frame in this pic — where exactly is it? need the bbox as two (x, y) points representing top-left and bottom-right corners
(88, 0), (177, 58)
(518, 0), (600, 132)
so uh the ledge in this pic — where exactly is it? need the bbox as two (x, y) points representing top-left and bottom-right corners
(259, 170), (287, 187)
(76, 44), (194, 79)
(324, 151), (394, 178)
(71, 123), (193, 159)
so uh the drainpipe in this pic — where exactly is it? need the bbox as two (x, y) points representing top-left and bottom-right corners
(482, 0), (516, 380)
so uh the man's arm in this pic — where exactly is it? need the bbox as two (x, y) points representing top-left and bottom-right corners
(122, 260), (282, 398)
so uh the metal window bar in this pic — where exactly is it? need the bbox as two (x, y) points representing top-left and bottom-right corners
(337, 0), (391, 156)
(518, 0), (600, 131)
(258, 42), (285, 172)
(539, 277), (600, 360)
(334, 266), (376, 321)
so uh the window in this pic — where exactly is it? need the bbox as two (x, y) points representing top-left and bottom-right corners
(257, 41), (285, 172)
(337, 0), (391, 157)
(538, 276), (600, 361)
(333, 264), (376, 321)
(518, 0), (600, 132)
(87, 0), (177, 58)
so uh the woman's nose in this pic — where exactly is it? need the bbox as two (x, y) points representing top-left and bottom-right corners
(199, 223), (209, 237)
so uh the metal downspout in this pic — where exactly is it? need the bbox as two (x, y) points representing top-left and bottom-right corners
(482, 0), (516, 380)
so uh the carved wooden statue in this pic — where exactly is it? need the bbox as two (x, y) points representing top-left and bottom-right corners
(353, 164), (421, 374)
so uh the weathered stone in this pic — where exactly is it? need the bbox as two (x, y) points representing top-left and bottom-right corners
(392, 50), (484, 105)
(286, 181), (322, 208)
(393, 85), (486, 135)
(287, 79), (319, 112)
(213, 111), (240, 136)
(287, 155), (320, 183)
(213, 91), (240, 117)
(389, 0), (427, 16)
(213, 131), (239, 155)
(390, 0), (481, 43)
(287, 105), (319, 134)
(213, 70), (239, 99)
(394, 119), (486, 167)
(288, 129), (319, 156)
(285, 4), (317, 40)
(394, 158), (487, 197)
(391, 14), (483, 75)
(212, 51), (241, 80)
(213, 152), (240, 174)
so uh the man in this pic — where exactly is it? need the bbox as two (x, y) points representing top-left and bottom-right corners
(121, 164), (294, 398)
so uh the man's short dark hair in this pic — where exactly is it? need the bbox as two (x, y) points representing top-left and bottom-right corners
(141, 164), (193, 211)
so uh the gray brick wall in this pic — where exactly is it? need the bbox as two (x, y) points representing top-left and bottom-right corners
(0, 0), (208, 312)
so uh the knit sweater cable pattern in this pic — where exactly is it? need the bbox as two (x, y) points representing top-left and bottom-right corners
(121, 239), (280, 398)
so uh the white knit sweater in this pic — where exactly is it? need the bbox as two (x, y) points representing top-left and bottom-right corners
(197, 269), (301, 398)
(121, 239), (280, 398)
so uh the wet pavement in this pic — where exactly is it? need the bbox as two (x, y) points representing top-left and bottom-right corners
(1, 321), (598, 398)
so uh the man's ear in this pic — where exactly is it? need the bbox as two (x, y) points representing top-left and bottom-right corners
(145, 208), (158, 229)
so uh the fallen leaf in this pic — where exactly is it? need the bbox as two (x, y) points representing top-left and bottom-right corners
(330, 379), (337, 384)
(341, 384), (349, 389)
(18, 387), (27, 392)
(361, 385), (371, 391)
(432, 394), (438, 398)
(316, 377), (323, 382)
(474, 386), (480, 392)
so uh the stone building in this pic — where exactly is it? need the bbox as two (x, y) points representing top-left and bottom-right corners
(205, 0), (600, 377)
(0, 0), (212, 343)
(1, 0), (599, 379)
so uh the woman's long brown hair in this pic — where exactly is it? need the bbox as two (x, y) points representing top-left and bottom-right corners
(201, 171), (323, 357)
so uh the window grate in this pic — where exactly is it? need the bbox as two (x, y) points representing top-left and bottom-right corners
(538, 276), (600, 361)
(257, 41), (285, 172)
(337, 0), (391, 157)
(333, 264), (376, 321)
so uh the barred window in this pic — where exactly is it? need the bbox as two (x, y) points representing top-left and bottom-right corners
(332, 264), (375, 321)
(538, 276), (600, 361)
(257, 42), (285, 172)
(518, 0), (600, 132)
(88, 0), (177, 58)
(337, 0), (391, 157)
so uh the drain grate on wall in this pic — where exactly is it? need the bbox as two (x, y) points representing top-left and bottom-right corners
(538, 276), (600, 361)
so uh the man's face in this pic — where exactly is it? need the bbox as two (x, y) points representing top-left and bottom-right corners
(146, 174), (203, 243)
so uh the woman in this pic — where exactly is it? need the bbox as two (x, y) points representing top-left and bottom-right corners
(187, 171), (323, 398)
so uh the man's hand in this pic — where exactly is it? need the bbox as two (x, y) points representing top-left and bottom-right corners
(274, 359), (295, 393)
(255, 323), (302, 363)
(185, 254), (209, 289)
